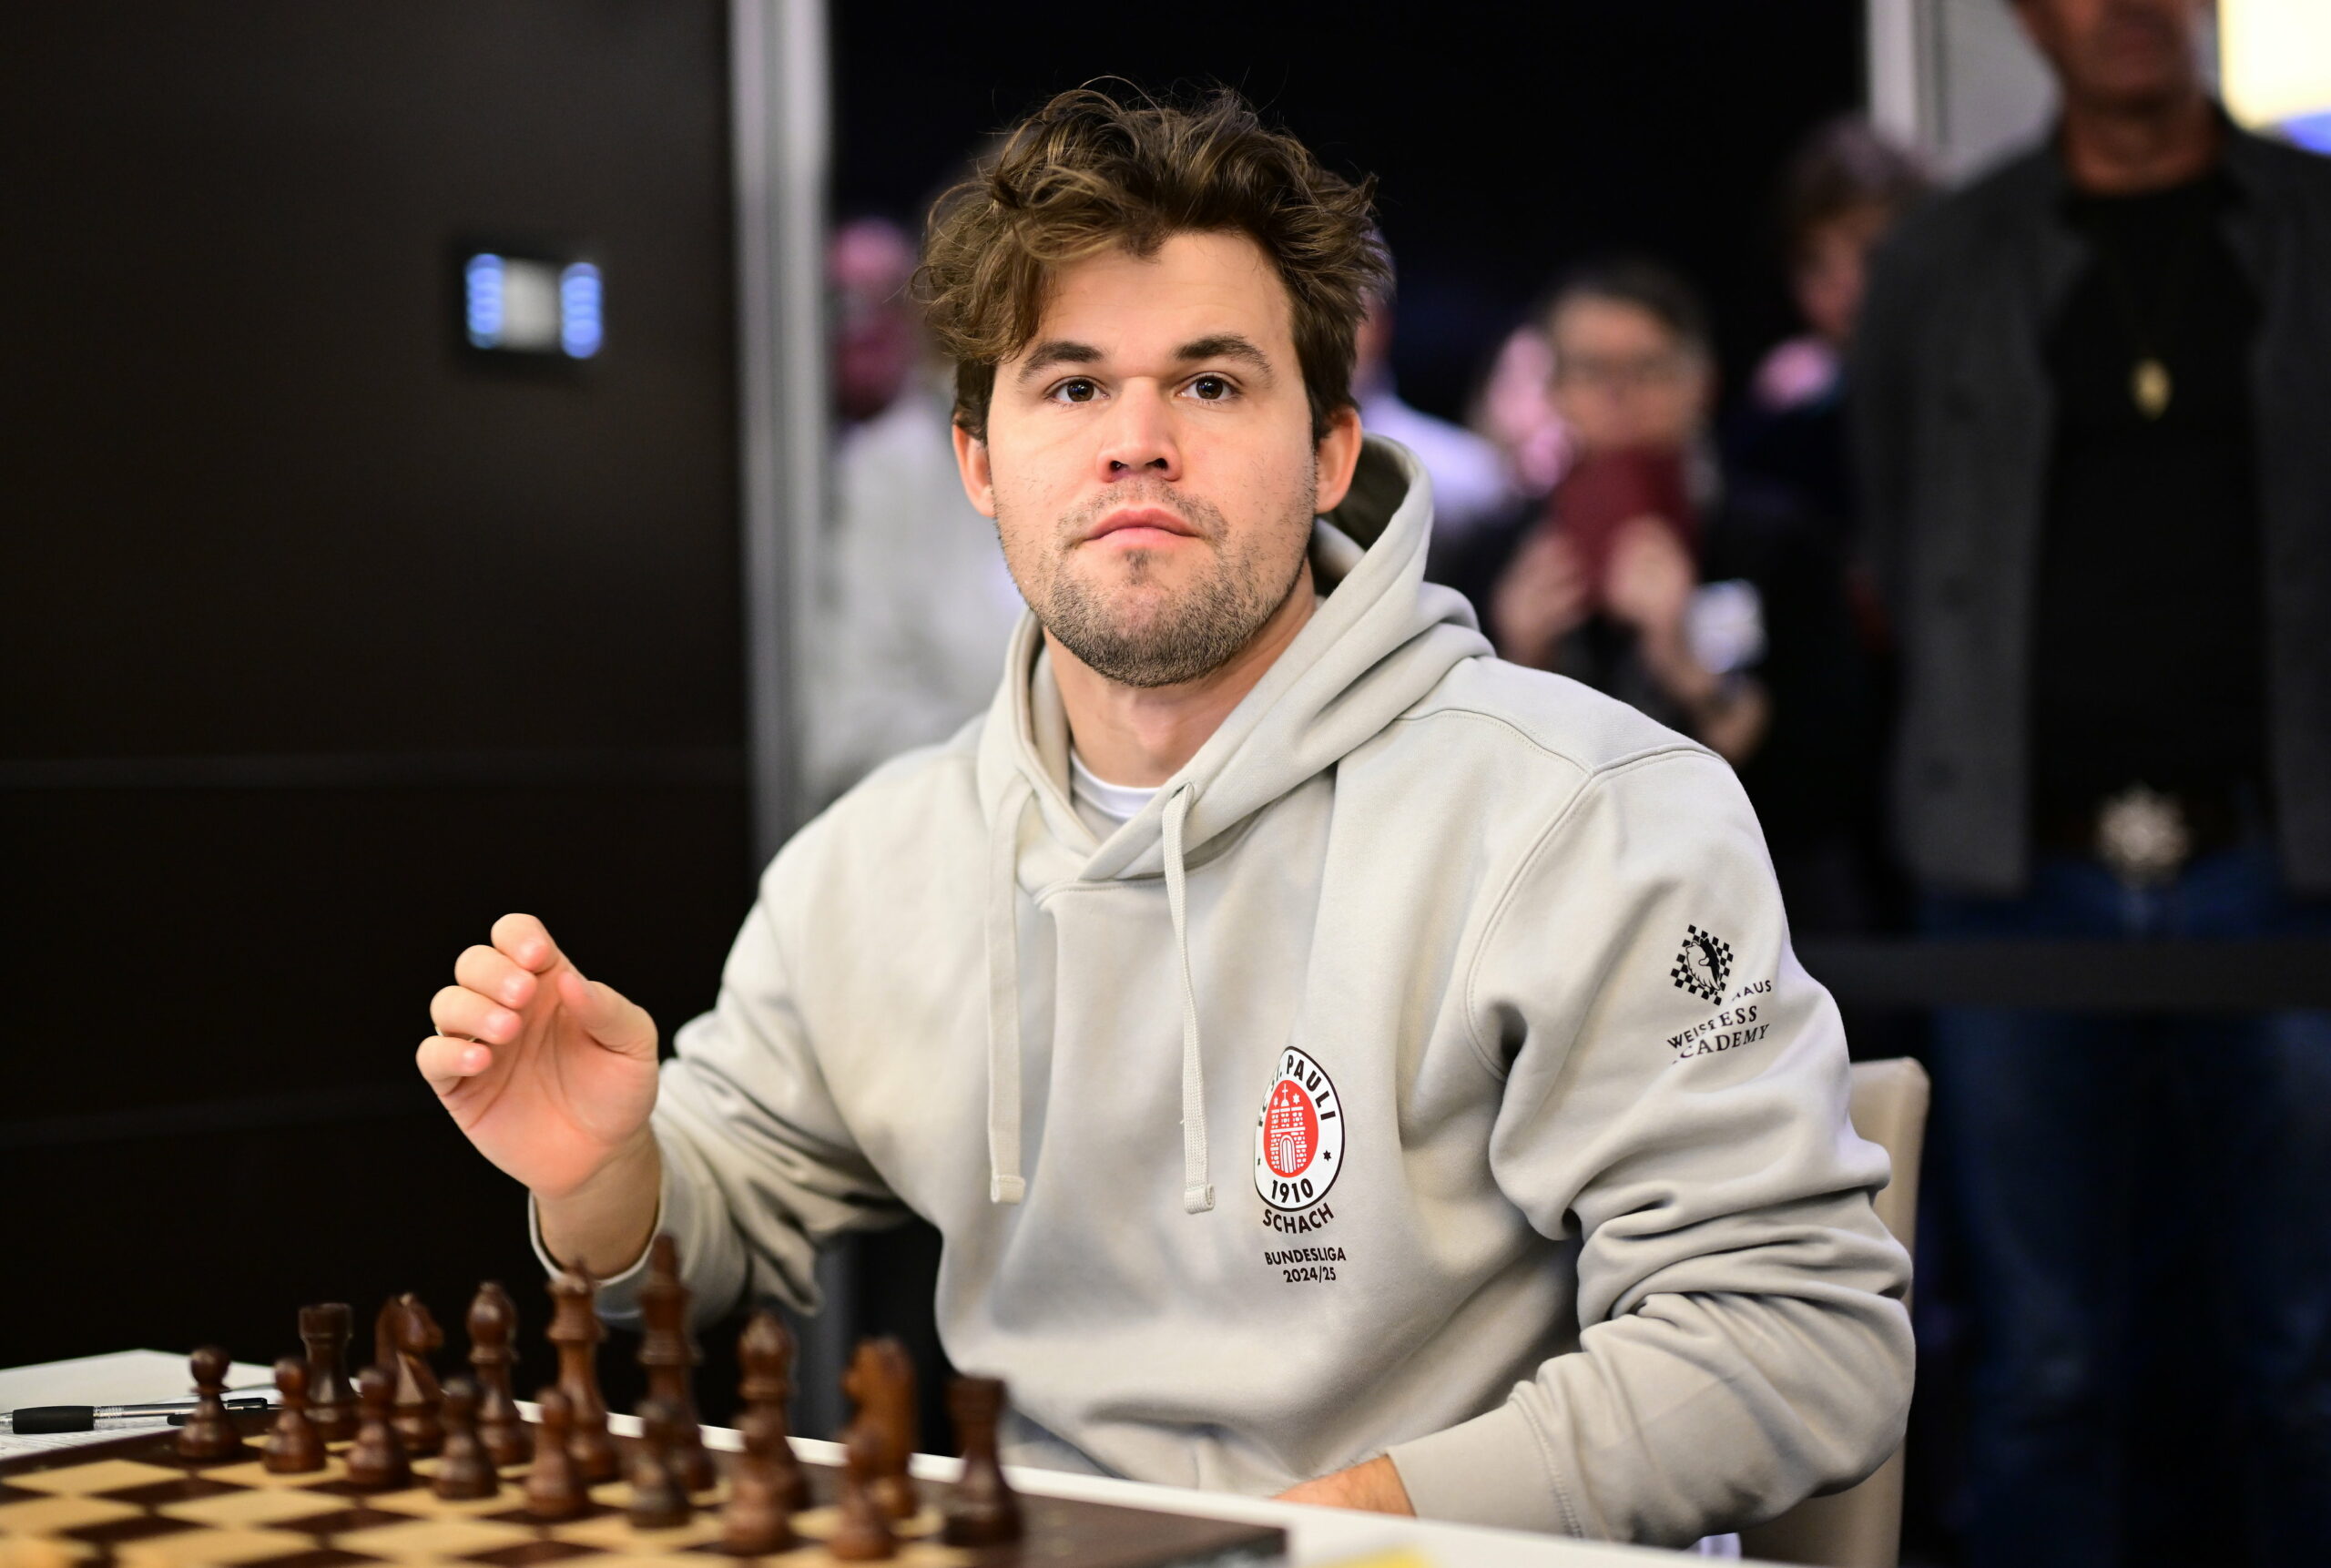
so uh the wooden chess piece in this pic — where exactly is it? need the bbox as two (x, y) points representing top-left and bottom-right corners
(546, 1269), (619, 1483)
(344, 1366), (413, 1491)
(842, 1339), (916, 1522)
(432, 1379), (499, 1501)
(375, 1294), (444, 1457)
(300, 1303), (359, 1442)
(465, 1282), (532, 1466)
(262, 1356), (327, 1474)
(173, 1345), (248, 1462)
(718, 1404), (799, 1556)
(826, 1421), (896, 1563)
(636, 1235), (715, 1493)
(736, 1311), (809, 1514)
(625, 1400), (693, 1531)
(523, 1388), (587, 1522)
(941, 1377), (1023, 1547)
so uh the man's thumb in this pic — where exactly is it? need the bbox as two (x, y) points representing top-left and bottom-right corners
(556, 969), (657, 1057)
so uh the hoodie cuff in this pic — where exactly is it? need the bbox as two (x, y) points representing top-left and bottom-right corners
(524, 1156), (687, 1329)
(1385, 1401), (1579, 1536)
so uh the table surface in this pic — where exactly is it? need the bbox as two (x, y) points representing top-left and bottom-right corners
(0, 1350), (1697, 1567)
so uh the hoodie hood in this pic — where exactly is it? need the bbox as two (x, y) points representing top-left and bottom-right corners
(971, 438), (1491, 1212)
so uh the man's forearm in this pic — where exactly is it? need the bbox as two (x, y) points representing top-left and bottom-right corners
(535, 1128), (663, 1278)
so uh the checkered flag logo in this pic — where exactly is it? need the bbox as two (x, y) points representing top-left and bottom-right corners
(1670, 923), (1733, 1003)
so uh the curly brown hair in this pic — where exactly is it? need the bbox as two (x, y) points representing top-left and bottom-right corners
(915, 84), (1385, 443)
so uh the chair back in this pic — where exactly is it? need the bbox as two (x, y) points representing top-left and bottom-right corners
(1737, 1056), (1929, 1568)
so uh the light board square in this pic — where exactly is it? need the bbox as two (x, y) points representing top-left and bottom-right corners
(112, 1528), (314, 1566)
(549, 1513), (723, 1552)
(0, 1495), (143, 1534)
(5, 1461), (185, 1497)
(157, 1489), (348, 1529)
(362, 1486), (518, 1520)
(331, 1517), (537, 1560)
(197, 1459), (349, 1491)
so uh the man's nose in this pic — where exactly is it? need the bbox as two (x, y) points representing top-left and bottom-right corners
(1095, 382), (1181, 482)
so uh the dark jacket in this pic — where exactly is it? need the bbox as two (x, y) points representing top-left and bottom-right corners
(1852, 122), (2331, 895)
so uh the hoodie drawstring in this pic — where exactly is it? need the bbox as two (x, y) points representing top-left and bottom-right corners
(1163, 784), (1215, 1214)
(984, 774), (1033, 1205)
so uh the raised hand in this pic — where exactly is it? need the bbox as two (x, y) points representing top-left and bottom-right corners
(417, 913), (661, 1205)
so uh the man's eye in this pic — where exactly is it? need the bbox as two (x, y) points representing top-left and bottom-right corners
(1187, 375), (1232, 401)
(1054, 379), (1099, 403)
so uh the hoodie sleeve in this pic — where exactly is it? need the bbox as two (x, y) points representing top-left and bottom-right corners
(1384, 748), (1913, 1543)
(539, 847), (911, 1333)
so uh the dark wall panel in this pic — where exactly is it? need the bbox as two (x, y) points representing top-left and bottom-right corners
(0, 1), (749, 1374)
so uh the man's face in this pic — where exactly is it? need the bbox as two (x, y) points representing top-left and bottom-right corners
(1794, 204), (1894, 349)
(1546, 296), (1710, 457)
(955, 230), (1360, 689)
(2014, 0), (2211, 112)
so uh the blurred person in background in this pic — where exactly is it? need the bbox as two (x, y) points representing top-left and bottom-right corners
(1448, 260), (1877, 934)
(1465, 321), (1573, 505)
(1352, 242), (1515, 548)
(811, 214), (1025, 804)
(1854, 0), (2331, 1561)
(1732, 117), (1930, 536)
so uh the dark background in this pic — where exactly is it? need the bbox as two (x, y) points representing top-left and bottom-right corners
(0, 0), (750, 1407)
(831, 0), (1867, 420)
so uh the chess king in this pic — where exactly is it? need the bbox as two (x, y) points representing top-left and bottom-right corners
(417, 86), (1911, 1544)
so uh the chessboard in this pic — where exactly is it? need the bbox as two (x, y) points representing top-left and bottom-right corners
(0, 1235), (1282, 1568)
(0, 1413), (1280, 1568)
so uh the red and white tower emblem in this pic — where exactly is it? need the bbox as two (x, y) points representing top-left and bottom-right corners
(1253, 1046), (1345, 1212)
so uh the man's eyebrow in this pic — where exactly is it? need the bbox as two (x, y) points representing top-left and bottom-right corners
(1014, 340), (1104, 383)
(1175, 334), (1274, 374)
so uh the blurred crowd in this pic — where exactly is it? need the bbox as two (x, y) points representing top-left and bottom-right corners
(809, 4), (2331, 1565)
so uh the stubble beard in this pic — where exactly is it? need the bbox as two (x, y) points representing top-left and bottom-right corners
(1003, 477), (1315, 689)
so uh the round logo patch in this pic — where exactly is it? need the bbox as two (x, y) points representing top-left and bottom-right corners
(1253, 1046), (1345, 1212)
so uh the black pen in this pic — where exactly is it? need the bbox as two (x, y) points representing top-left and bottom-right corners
(2, 1391), (274, 1435)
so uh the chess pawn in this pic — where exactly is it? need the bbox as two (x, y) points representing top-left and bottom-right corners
(625, 1400), (692, 1531)
(523, 1388), (587, 1522)
(941, 1377), (1022, 1546)
(173, 1345), (248, 1462)
(826, 1422), (896, 1563)
(262, 1356), (327, 1474)
(344, 1366), (413, 1491)
(432, 1379), (499, 1501)
(300, 1302), (359, 1442)
(718, 1406), (799, 1556)
(735, 1310), (809, 1512)
(465, 1282), (533, 1466)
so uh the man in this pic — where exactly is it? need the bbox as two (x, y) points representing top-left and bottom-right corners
(420, 87), (1911, 1543)
(1459, 260), (1878, 936)
(1853, 1), (2331, 1562)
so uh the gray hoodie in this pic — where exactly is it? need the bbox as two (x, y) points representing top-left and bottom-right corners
(566, 440), (1913, 1543)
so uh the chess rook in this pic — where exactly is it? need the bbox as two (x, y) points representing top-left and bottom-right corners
(298, 1302), (358, 1442)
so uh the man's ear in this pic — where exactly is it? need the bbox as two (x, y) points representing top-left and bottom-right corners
(1312, 403), (1366, 514)
(952, 422), (999, 519)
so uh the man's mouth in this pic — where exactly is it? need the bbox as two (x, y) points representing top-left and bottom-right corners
(1084, 506), (1201, 547)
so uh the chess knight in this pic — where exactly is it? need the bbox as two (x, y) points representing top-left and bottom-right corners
(420, 85), (1913, 1546)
